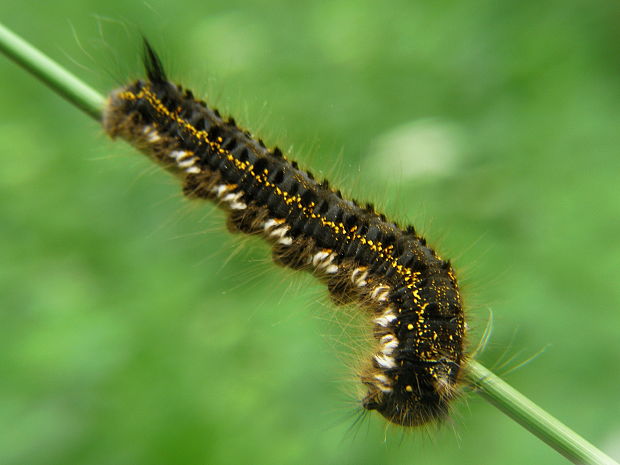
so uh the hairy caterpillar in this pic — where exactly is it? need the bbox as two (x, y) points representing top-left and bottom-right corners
(102, 42), (466, 427)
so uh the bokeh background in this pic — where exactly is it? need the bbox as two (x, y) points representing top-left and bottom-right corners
(1, 1), (619, 464)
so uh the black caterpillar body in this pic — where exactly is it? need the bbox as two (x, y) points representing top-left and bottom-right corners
(102, 43), (466, 426)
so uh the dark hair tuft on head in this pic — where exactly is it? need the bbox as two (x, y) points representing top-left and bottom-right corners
(143, 39), (167, 83)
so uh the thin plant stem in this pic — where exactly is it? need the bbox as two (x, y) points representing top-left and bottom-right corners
(0, 21), (617, 465)
(0, 22), (103, 120)
(466, 360), (617, 465)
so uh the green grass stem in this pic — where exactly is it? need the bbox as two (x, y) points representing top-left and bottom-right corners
(466, 360), (617, 465)
(0, 22), (103, 120)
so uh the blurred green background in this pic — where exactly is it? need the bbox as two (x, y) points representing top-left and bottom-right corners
(1, 1), (619, 464)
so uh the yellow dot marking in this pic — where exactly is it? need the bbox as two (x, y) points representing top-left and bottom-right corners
(407, 323), (414, 330)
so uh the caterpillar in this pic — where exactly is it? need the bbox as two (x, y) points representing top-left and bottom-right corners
(102, 42), (466, 427)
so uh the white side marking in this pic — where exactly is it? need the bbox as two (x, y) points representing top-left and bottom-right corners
(263, 219), (292, 245)
(373, 307), (397, 327)
(263, 219), (282, 231)
(222, 192), (243, 203)
(210, 184), (247, 209)
(380, 335), (399, 355)
(351, 267), (368, 287)
(177, 157), (197, 168)
(229, 201), (247, 210)
(325, 264), (339, 274)
(309, 250), (339, 274)
(373, 374), (393, 392)
(374, 354), (397, 369)
(169, 150), (190, 161)
(213, 184), (230, 197)
(312, 251), (330, 266)
(142, 126), (162, 142)
(371, 285), (390, 302)
(269, 226), (290, 240)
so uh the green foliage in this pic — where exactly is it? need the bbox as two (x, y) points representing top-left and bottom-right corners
(1, 1), (619, 464)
